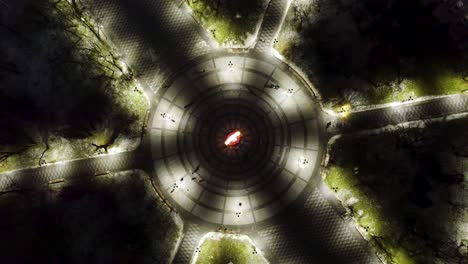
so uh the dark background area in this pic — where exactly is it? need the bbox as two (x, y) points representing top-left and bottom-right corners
(329, 118), (468, 263)
(285, 0), (468, 104)
(0, 0), (138, 155)
(0, 173), (178, 264)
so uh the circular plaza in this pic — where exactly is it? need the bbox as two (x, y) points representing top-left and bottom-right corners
(149, 52), (323, 227)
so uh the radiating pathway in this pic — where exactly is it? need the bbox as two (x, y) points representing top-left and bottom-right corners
(257, 189), (378, 263)
(333, 94), (468, 134)
(255, 0), (292, 52)
(7, 1), (468, 264)
(81, 0), (211, 98)
(173, 222), (204, 264)
(143, 48), (381, 263)
(0, 151), (140, 192)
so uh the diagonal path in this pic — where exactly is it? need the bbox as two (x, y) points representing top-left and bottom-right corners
(255, 0), (292, 52)
(81, 0), (211, 97)
(10, 1), (468, 263)
(257, 189), (379, 264)
(144, 50), (381, 263)
(173, 222), (204, 264)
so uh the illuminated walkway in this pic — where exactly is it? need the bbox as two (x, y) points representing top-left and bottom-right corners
(255, 0), (292, 51)
(0, 151), (141, 192)
(2, 0), (468, 263)
(333, 94), (468, 133)
(80, 0), (212, 100)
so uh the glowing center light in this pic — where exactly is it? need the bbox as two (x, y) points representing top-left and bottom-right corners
(224, 130), (242, 147)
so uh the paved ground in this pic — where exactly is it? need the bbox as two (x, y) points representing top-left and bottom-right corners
(147, 50), (377, 263)
(148, 51), (322, 227)
(255, 0), (291, 52)
(332, 94), (468, 134)
(3, 1), (468, 263)
(173, 222), (205, 263)
(174, 188), (379, 264)
(81, 0), (211, 99)
(256, 188), (377, 263)
(0, 151), (141, 192)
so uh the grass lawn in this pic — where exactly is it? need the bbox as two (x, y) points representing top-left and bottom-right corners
(323, 118), (468, 263)
(367, 66), (468, 105)
(276, 0), (468, 107)
(0, 171), (180, 263)
(194, 232), (269, 264)
(186, 0), (266, 46)
(324, 166), (415, 264)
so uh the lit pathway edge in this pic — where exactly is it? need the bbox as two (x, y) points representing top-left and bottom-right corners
(0, 151), (142, 192)
(329, 93), (468, 135)
(255, 0), (293, 52)
(145, 50), (381, 263)
(80, 0), (212, 98)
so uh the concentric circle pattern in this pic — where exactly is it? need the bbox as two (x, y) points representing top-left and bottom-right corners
(150, 53), (321, 226)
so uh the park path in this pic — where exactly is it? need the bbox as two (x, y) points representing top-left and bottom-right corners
(1, 1), (379, 262)
(256, 188), (379, 264)
(0, 151), (141, 192)
(173, 222), (205, 264)
(5, 1), (468, 263)
(331, 94), (468, 134)
(255, 0), (292, 52)
(173, 188), (380, 264)
(140, 48), (381, 263)
(81, 0), (212, 100)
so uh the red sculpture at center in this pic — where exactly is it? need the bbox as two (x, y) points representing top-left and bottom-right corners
(224, 130), (242, 147)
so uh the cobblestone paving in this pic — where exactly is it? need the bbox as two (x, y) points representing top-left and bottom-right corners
(338, 94), (468, 133)
(82, 0), (210, 94)
(258, 188), (379, 264)
(0, 151), (141, 192)
(258, 224), (314, 263)
(145, 50), (380, 263)
(149, 52), (322, 226)
(9, 1), (468, 263)
(173, 222), (203, 264)
(255, 0), (291, 52)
